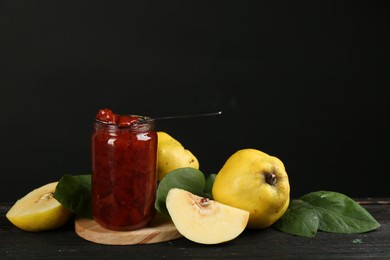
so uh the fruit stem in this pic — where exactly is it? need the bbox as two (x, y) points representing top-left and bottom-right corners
(265, 172), (277, 186)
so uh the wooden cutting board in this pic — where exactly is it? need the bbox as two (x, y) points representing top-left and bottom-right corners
(75, 215), (182, 245)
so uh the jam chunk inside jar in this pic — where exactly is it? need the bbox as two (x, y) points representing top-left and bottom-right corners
(92, 108), (157, 231)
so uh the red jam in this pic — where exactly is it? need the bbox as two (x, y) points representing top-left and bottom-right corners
(92, 108), (157, 231)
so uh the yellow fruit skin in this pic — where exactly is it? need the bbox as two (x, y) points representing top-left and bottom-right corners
(212, 148), (290, 229)
(157, 132), (199, 181)
(7, 205), (71, 232)
(6, 182), (72, 232)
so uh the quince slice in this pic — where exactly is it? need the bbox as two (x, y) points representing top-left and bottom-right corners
(6, 182), (72, 232)
(166, 188), (249, 244)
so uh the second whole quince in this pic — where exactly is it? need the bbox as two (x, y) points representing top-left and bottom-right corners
(157, 131), (199, 181)
(212, 148), (290, 229)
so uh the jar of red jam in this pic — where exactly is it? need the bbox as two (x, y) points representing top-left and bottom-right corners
(91, 108), (157, 231)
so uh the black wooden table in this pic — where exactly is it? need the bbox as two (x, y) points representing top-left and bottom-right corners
(1, 199), (389, 259)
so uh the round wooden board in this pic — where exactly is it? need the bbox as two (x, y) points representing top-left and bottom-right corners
(75, 215), (182, 245)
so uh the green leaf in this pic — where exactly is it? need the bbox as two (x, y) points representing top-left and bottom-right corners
(203, 173), (217, 199)
(155, 167), (206, 218)
(273, 199), (319, 237)
(274, 191), (381, 237)
(53, 174), (92, 219)
(300, 191), (381, 234)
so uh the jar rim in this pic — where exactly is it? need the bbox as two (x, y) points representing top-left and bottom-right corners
(94, 115), (155, 129)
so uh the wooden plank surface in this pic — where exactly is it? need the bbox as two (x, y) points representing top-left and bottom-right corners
(1, 200), (390, 259)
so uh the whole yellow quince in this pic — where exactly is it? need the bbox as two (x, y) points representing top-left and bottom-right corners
(212, 148), (290, 229)
(157, 131), (199, 181)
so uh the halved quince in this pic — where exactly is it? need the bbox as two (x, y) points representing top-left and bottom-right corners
(166, 188), (249, 244)
(6, 182), (72, 232)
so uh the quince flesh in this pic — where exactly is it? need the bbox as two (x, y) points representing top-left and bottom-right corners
(166, 188), (249, 244)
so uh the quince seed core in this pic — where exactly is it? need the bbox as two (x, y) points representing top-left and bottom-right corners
(196, 197), (210, 207)
(40, 192), (54, 201)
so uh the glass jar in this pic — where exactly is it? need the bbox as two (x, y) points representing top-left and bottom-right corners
(91, 113), (157, 231)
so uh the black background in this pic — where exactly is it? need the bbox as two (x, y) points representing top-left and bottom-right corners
(1, 1), (388, 201)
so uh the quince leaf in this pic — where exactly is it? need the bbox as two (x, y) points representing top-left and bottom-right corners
(53, 174), (92, 219)
(273, 199), (319, 237)
(203, 173), (217, 200)
(155, 167), (206, 218)
(300, 191), (381, 234)
(274, 191), (381, 237)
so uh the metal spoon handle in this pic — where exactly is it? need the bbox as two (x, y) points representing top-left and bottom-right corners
(154, 111), (222, 121)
